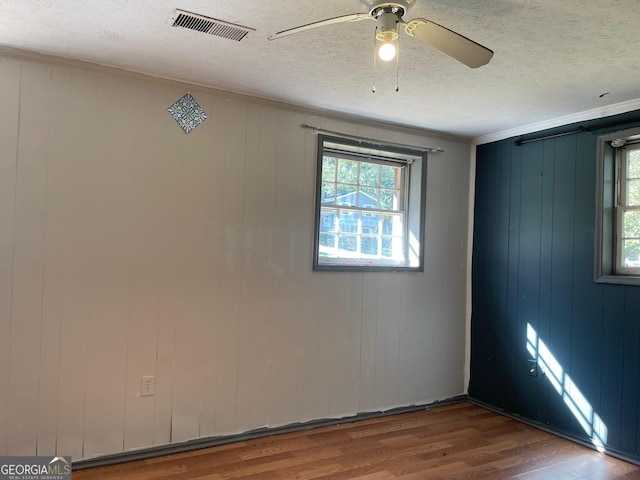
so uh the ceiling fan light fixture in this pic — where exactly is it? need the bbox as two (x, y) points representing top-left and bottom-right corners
(375, 11), (400, 41)
(378, 41), (397, 61)
(376, 29), (398, 43)
(375, 11), (399, 62)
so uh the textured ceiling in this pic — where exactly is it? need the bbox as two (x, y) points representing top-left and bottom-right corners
(1, 0), (640, 139)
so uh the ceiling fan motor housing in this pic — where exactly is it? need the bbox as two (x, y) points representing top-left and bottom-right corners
(362, 0), (415, 16)
(368, 1), (412, 41)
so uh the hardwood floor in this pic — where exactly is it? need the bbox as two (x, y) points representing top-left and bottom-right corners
(73, 402), (640, 479)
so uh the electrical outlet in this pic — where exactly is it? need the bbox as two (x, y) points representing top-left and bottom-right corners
(141, 375), (155, 396)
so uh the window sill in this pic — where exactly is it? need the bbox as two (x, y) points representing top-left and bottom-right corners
(594, 274), (640, 286)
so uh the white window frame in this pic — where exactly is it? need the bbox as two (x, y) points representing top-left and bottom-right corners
(595, 127), (640, 284)
(615, 143), (640, 275)
(313, 134), (427, 272)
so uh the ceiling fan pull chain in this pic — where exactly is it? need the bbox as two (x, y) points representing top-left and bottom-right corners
(395, 35), (400, 92)
(372, 26), (378, 93)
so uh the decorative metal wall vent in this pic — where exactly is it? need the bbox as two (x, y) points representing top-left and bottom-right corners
(168, 93), (207, 134)
(170, 9), (254, 41)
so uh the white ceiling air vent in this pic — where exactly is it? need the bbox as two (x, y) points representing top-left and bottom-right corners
(170, 9), (254, 41)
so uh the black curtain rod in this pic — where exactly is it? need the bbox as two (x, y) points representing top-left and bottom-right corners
(514, 117), (640, 147)
(514, 128), (585, 146)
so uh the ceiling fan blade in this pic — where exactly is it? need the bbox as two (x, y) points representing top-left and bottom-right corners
(404, 18), (493, 68)
(268, 13), (372, 40)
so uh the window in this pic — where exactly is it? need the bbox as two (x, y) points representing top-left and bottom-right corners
(617, 143), (640, 273)
(313, 134), (426, 271)
(595, 127), (640, 284)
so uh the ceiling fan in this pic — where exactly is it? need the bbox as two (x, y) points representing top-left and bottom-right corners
(268, 0), (493, 69)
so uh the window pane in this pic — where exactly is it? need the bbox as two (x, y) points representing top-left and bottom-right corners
(321, 182), (336, 204)
(337, 159), (358, 185)
(380, 189), (401, 210)
(628, 150), (640, 179)
(319, 233), (336, 249)
(336, 184), (357, 206)
(382, 237), (393, 257)
(361, 213), (380, 234)
(339, 211), (359, 233)
(338, 235), (358, 252)
(623, 239), (640, 267)
(391, 236), (404, 259)
(627, 179), (640, 206)
(623, 210), (640, 238)
(380, 165), (397, 188)
(322, 157), (336, 182)
(381, 213), (404, 235)
(320, 210), (337, 232)
(361, 236), (379, 255)
(382, 215), (394, 234)
(359, 162), (379, 187)
(359, 187), (379, 209)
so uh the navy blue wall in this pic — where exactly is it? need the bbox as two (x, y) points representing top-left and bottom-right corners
(470, 110), (640, 461)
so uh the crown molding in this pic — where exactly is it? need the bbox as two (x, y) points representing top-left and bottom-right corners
(472, 98), (640, 146)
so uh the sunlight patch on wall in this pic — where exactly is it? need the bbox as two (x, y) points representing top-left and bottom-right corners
(526, 323), (608, 451)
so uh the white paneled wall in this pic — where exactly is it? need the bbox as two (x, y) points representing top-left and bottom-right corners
(0, 55), (471, 460)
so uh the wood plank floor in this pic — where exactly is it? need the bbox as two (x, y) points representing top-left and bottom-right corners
(73, 402), (640, 479)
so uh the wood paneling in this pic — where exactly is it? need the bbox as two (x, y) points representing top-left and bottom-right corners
(0, 58), (21, 458)
(72, 403), (640, 480)
(471, 112), (640, 462)
(0, 54), (472, 459)
(9, 61), (51, 455)
(54, 67), (99, 460)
